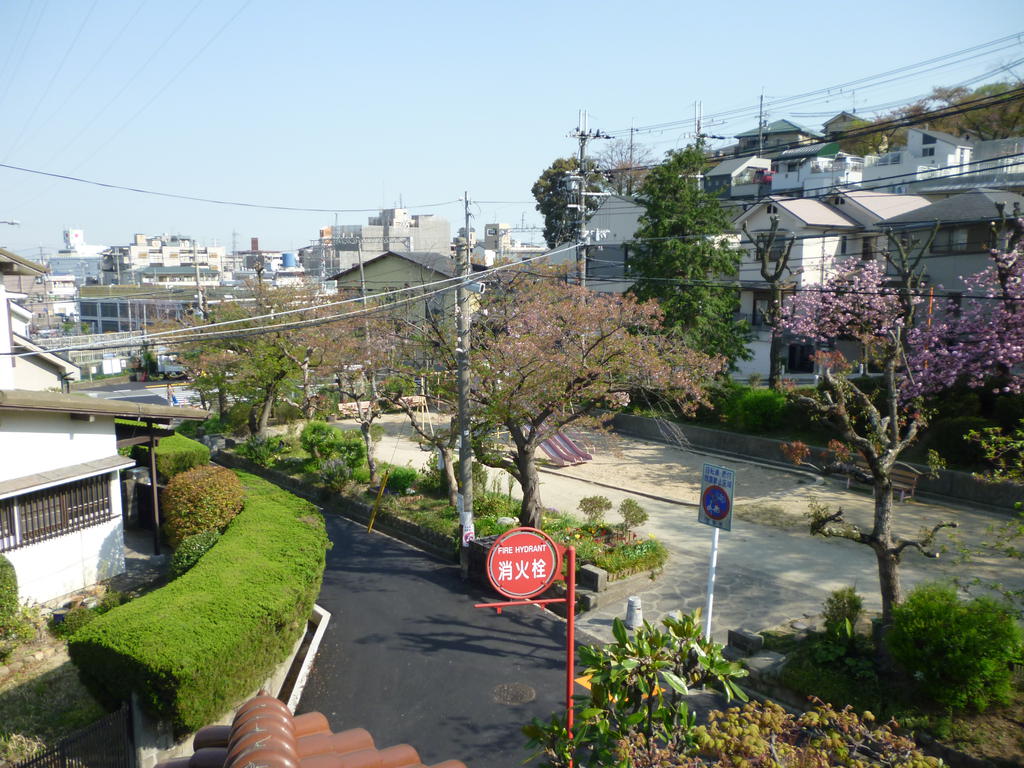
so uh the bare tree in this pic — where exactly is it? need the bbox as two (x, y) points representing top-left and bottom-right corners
(597, 139), (654, 196)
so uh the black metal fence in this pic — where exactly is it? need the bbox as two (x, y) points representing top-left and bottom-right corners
(14, 703), (134, 768)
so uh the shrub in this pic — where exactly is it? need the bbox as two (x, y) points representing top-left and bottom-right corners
(161, 465), (245, 548)
(236, 435), (284, 467)
(888, 583), (1023, 711)
(578, 496), (612, 526)
(0, 555), (17, 631)
(300, 421), (344, 464)
(822, 586), (863, 636)
(169, 530), (221, 579)
(921, 416), (996, 467)
(384, 465), (418, 494)
(0, 554), (28, 658)
(727, 387), (787, 433)
(595, 537), (668, 576)
(70, 472), (328, 736)
(421, 455), (488, 497)
(319, 458), (353, 493)
(50, 605), (97, 639)
(474, 492), (519, 519)
(131, 433), (210, 483)
(618, 498), (648, 533)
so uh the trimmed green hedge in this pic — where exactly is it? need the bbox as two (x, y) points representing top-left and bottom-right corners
(131, 433), (210, 482)
(68, 471), (328, 735)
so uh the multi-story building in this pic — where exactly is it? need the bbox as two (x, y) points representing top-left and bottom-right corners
(45, 229), (105, 284)
(303, 209), (451, 277)
(862, 128), (974, 193)
(101, 234), (225, 285)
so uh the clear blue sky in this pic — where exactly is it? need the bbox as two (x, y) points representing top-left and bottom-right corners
(0, 0), (1021, 258)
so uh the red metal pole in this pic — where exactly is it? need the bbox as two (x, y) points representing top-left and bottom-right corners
(566, 545), (575, 765)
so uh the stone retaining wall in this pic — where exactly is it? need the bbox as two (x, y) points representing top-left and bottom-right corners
(612, 414), (1022, 512)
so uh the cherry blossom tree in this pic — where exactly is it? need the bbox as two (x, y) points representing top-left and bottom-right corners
(469, 268), (721, 528)
(779, 256), (953, 631)
(780, 221), (1024, 633)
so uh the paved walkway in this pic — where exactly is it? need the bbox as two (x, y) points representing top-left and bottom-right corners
(348, 415), (1023, 643)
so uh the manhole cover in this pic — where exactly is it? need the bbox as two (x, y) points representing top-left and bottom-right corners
(492, 682), (536, 705)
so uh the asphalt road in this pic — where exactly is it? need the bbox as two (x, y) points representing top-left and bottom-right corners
(296, 513), (572, 768)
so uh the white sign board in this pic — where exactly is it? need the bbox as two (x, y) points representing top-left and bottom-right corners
(698, 463), (734, 532)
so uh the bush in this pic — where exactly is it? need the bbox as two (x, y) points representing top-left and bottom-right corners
(595, 537), (668, 576)
(70, 472), (328, 736)
(822, 586), (863, 636)
(421, 455), (488, 498)
(474, 492), (519, 519)
(578, 496), (612, 526)
(0, 555), (16, 631)
(169, 530), (221, 579)
(618, 498), (648, 533)
(161, 465), (245, 548)
(236, 435), (285, 467)
(384, 465), (418, 494)
(50, 605), (97, 639)
(131, 433), (210, 483)
(0, 554), (26, 658)
(300, 421), (344, 464)
(888, 583), (1023, 711)
(727, 387), (787, 433)
(993, 394), (1024, 430)
(921, 416), (996, 467)
(319, 458), (353, 493)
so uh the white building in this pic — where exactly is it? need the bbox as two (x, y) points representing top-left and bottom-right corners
(862, 128), (973, 192)
(102, 234), (225, 285)
(770, 143), (864, 197)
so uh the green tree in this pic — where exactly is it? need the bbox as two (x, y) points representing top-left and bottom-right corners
(628, 144), (749, 366)
(531, 156), (602, 249)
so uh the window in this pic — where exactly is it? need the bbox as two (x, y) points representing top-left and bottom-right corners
(921, 147), (935, 157)
(861, 237), (874, 260)
(922, 134), (937, 145)
(787, 344), (815, 373)
(0, 474), (113, 552)
(787, 162), (800, 173)
(101, 303), (118, 318)
(840, 236), (848, 255)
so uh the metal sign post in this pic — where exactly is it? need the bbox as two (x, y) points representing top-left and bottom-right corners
(475, 528), (577, 765)
(698, 463), (735, 642)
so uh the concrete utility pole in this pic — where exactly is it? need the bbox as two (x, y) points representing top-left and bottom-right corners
(456, 192), (475, 579)
(568, 110), (611, 287)
(757, 91), (765, 156)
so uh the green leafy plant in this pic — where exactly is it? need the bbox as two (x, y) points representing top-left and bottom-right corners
(594, 538), (668, 577)
(161, 465), (245, 548)
(888, 582), (1022, 711)
(578, 495), (612, 526)
(235, 435), (283, 467)
(822, 585), (863, 649)
(169, 530), (221, 579)
(726, 387), (787, 433)
(299, 420), (344, 464)
(319, 458), (353, 493)
(618, 498), (648, 535)
(0, 555), (32, 659)
(383, 465), (418, 494)
(49, 605), (97, 639)
(524, 610), (747, 767)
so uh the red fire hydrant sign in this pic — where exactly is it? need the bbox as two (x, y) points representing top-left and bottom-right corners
(486, 527), (562, 599)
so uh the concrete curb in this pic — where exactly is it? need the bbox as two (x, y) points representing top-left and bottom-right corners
(285, 604), (331, 713)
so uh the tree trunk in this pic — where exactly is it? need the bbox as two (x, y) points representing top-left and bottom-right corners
(440, 447), (459, 508)
(217, 387), (227, 416)
(361, 420), (378, 484)
(768, 328), (785, 390)
(515, 446), (544, 528)
(872, 479), (901, 622)
(254, 395), (275, 437)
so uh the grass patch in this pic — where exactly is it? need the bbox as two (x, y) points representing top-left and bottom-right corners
(0, 661), (106, 764)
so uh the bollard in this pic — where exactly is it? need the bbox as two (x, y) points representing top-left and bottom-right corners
(625, 595), (643, 630)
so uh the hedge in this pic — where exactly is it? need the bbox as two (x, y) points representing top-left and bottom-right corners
(131, 432), (210, 483)
(162, 465), (245, 548)
(68, 471), (328, 735)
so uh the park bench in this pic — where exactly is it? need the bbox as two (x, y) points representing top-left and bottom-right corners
(845, 457), (923, 502)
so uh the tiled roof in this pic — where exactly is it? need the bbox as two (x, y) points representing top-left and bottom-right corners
(156, 694), (467, 768)
(735, 119), (823, 139)
(773, 198), (860, 229)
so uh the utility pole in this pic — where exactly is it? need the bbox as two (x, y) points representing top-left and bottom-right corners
(192, 239), (209, 320)
(568, 110), (611, 287)
(757, 91), (765, 156)
(456, 192), (474, 580)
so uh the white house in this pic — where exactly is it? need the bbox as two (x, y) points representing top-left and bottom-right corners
(0, 390), (207, 603)
(0, 259), (208, 603)
(731, 190), (933, 379)
(862, 128), (974, 192)
(769, 143), (865, 197)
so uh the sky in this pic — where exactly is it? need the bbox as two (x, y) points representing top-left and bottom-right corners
(0, 0), (1021, 260)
